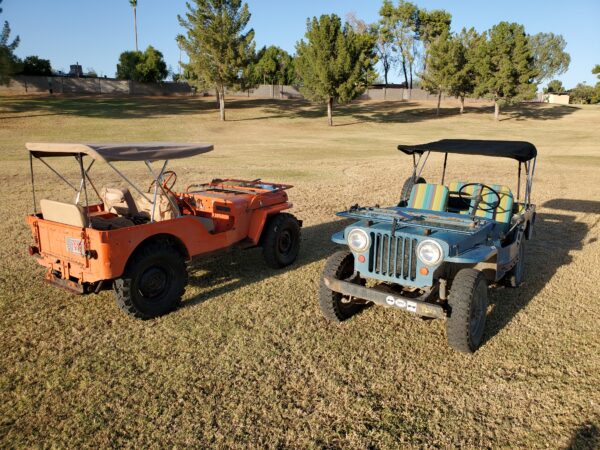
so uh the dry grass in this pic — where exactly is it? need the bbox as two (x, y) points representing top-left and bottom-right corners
(1, 95), (599, 448)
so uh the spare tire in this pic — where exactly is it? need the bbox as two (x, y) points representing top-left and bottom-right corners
(398, 176), (426, 206)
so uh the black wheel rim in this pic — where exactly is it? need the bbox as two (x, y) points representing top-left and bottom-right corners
(138, 266), (170, 300)
(469, 282), (487, 343)
(277, 229), (293, 255)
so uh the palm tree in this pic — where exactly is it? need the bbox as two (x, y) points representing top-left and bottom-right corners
(129, 0), (138, 51)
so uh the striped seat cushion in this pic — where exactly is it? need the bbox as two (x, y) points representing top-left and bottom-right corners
(408, 183), (449, 211)
(448, 181), (514, 224)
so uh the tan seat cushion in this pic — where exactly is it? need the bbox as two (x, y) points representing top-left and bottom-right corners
(136, 193), (178, 221)
(40, 199), (87, 227)
(101, 186), (138, 217)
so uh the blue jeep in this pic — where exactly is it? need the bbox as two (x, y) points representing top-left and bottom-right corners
(319, 139), (537, 353)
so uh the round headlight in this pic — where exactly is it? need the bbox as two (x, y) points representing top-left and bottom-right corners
(347, 228), (370, 253)
(417, 240), (444, 266)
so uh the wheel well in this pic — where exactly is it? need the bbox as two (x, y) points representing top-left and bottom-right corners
(128, 234), (190, 267)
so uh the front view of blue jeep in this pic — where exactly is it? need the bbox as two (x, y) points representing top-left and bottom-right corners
(318, 139), (537, 353)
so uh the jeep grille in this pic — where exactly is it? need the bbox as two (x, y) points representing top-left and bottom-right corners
(368, 232), (418, 281)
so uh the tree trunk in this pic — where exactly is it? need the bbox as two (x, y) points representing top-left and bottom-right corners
(219, 89), (226, 121)
(327, 97), (333, 126)
(401, 60), (409, 90)
(215, 88), (220, 109)
(384, 70), (388, 101)
(494, 100), (500, 121)
(460, 96), (465, 114)
(437, 90), (442, 116)
(409, 63), (413, 90)
(133, 7), (138, 52)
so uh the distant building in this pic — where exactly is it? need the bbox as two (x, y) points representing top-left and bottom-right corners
(543, 93), (570, 105)
(69, 63), (83, 77)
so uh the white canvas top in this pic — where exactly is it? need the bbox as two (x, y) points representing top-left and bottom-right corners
(26, 142), (214, 162)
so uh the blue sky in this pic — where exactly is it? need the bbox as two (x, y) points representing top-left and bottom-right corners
(4, 0), (599, 88)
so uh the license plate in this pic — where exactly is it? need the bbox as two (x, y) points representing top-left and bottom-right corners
(65, 237), (85, 255)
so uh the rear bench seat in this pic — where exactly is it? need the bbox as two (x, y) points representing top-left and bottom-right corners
(40, 199), (133, 230)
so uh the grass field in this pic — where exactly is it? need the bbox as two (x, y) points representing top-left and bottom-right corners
(1, 95), (599, 448)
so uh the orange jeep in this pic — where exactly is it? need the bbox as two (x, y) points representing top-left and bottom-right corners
(25, 142), (302, 319)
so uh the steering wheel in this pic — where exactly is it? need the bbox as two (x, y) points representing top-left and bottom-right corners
(148, 170), (177, 194)
(147, 170), (196, 215)
(457, 183), (501, 213)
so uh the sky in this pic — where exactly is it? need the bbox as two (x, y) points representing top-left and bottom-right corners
(3, 0), (599, 88)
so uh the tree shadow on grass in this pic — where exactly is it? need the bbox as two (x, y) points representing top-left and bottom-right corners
(482, 198), (599, 347)
(0, 96), (579, 123)
(183, 218), (352, 308)
(466, 103), (580, 122)
(0, 95), (225, 120)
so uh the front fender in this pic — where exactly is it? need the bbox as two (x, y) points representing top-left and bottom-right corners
(445, 245), (497, 264)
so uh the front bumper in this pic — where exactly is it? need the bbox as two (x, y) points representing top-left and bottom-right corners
(323, 276), (447, 319)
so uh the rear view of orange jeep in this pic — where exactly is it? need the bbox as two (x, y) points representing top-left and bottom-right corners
(26, 142), (301, 319)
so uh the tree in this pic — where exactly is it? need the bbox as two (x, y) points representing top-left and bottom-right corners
(135, 46), (167, 82)
(178, 0), (255, 121)
(380, 0), (419, 89)
(371, 20), (396, 99)
(129, 0), (138, 51)
(116, 46), (167, 82)
(254, 45), (294, 90)
(529, 32), (570, 84)
(569, 83), (595, 104)
(295, 14), (376, 126)
(449, 28), (480, 114)
(19, 56), (52, 76)
(592, 65), (600, 104)
(420, 30), (455, 115)
(544, 79), (564, 94)
(417, 8), (451, 69)
(473, 22), (537, 121)
(0, 0), (19, 85)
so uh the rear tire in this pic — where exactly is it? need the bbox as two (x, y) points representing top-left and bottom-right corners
(261, 213), (301, 269)
(398, 176), (426, 206)
(446, 269), (488, 353)
(505, 240), (525, 288)
(319, 251), (365, 322)
(114, 241), (187, 319)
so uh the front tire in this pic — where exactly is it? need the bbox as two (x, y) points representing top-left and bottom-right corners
(446, 269), (488, 353)
(261, 213), (301, 269)
(319, 251), (365, 322)
(114, 241), (187, 319)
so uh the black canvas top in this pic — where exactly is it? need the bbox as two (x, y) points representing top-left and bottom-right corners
(397, 139), (537, 162)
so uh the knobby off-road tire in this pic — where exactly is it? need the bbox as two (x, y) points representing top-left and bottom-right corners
(398, 176), (426, 206)
(114, 241), (188, 319)
(446, 268), (488, 353)
(505, 240), (525, 288)
(319, 251), (365, 322)
(262, 213), (301, 269)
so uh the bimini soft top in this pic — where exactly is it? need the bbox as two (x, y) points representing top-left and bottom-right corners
(26, 142), (214, 162)
(398, 139), (537, 163)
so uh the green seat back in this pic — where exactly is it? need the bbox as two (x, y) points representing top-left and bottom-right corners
(408, 183), (449, 212)
(447, 181), (514, 224)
